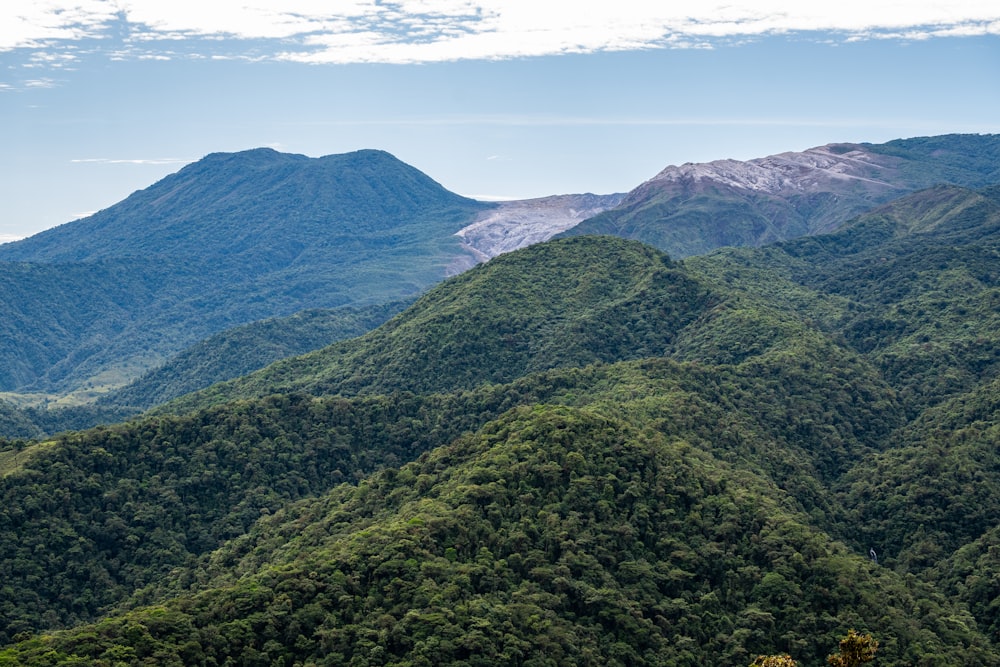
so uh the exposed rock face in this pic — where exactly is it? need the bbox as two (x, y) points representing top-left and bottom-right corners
(454, 193), (625, 262)
(645, 144), (899, 197)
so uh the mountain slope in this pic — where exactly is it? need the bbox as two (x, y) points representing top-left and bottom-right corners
(3, 185), (1000, 662)
(98, 301), (410, 412)
(684, 183), (1000, 409)
(562, 133), (1000, 258)
(0, 236), (902, 649)
(455, 192), (626, 261)
(2, 135), (995, 406)
(0, 149), (480, 266)
(161, 236), (720, 411)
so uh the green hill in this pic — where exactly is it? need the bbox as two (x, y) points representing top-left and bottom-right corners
(161, 236), (724, 412)
(4, 403), (991, 666)
(2, 181), (1000, 664)
(685, 184), (1000, 408)
(0, 235), (901, 654)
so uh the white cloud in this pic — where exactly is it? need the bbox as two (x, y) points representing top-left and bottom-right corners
(1, 1), (998, 64)
(0, 1), (120, 50)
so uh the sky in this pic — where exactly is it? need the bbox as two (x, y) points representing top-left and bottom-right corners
(1, 2), (999, 242)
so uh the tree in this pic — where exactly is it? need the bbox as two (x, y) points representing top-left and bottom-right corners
(827, 629), (878, 667)
(750, 655), (797, 666)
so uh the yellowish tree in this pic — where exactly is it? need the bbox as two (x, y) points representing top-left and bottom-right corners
(749, 655), (797, 666)
(827, 629), (878, 667)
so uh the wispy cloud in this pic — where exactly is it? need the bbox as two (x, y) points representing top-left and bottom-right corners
(71, 157), (193, 165)
(2, 1), (998, 66)
(23, 77), (58, 88)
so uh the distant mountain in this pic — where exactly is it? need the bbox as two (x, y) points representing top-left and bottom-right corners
(2, 135), (996, 408)
(0, 148), (481, 267)
(0, 149), (490, 397)
(562, 133), (1000, 257)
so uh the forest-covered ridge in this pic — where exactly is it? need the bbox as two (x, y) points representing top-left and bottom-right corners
(0, 171), (998, 664)
(2, 134), (997, 413)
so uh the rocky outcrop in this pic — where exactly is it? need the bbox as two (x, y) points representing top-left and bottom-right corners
(455, 193), (625, 261)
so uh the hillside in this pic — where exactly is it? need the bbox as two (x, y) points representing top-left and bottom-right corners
(4, 403), (989, 666)
(0, 233), (909, 655)
(4, 178), (1000, 663)
(1, 159), (1000, 663)
(562, 133), (1000, 258)
(99, 301), (410, 412)
(685, 184), (1000, 414)
(2, 134), (997, 415)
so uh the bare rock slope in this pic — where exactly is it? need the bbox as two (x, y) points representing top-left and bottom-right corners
(454, 193), (625, 262)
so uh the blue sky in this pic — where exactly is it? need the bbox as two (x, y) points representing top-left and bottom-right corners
(2, 2), (999, 242)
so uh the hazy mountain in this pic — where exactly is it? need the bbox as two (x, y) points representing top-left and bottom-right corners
(0, 148), (482, 267)
(562, 133), (1000, 257)
(0, 149), (489, 398)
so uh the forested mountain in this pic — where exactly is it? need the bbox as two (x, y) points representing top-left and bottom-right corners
(562, 134), (1000, 258)
(0, 303), (410, 438)
(0, 149), (489, 399)
(1, 134), (996, 423)
(160, 236), (721, 412)
(2, 177), (1000, 665)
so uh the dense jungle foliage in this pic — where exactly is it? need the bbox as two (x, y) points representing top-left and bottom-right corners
(1, 176), (1000, 664)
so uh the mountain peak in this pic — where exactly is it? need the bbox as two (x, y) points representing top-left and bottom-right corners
(192, 146), (309, 169)
(0, 147), (489, 395)
(646, 143), (895, 196)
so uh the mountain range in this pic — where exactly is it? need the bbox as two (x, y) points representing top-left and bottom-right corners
(1, 135), (998, 426)
(0, 144), (999, 664)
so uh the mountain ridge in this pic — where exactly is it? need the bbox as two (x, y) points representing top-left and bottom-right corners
(2, 134), (998, 430)
(561, 133), (1000, 257)
(0, 149), (490, 399)
(2, 182), (1000, 662)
